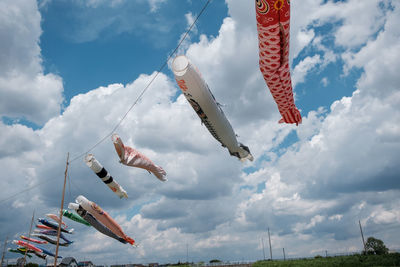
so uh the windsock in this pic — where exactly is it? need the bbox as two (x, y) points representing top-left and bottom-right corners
(36, 224), (53, 230)
(68, 203), (127, 244)
(172, 55), (254, 162)
(20, 235), (48, 244)
(112, 134), (167, 181)
(8, 248), (32, 258)
(37, 218), (73, 234)
(33, 230), (73, 244)
(75, 195), (135, 245)
(12, 240), (42, 253)
(62, 209), (91, 227)
(255, 0), (301, 124)
(16, 247), (47, 260)
(84, 154), (128, 199)
(46, 213), (68, 228)
(36, 246), (61, 258)
(31, 234), (71, 247)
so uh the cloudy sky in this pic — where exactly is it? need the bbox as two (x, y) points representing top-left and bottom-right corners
(1, 0), (399, 264)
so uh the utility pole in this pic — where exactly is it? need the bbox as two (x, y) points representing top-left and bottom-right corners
(23, 211), (35, 266)
(267, 227), (272, 260)
(54, 153), (69, 267)
(261, 238), (266, 260)
(1, 236), (8, 267)
(282, 248), (286, 261)
(186, 243), (188, 263)
(359, 220), (366, 254)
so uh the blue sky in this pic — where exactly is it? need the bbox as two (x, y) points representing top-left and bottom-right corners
(0, 0), (400, 265)
(40, 0), (228, 104)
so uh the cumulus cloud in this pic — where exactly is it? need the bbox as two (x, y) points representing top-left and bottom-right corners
(236, 0), (400, 252)
(292, 55), (322, 87)
(0, 0), (63, 125)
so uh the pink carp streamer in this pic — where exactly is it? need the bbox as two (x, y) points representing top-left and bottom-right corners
(112, 134), (167, 182)
(20, 235), (48, 245)
(255, 0), (302, 125)
(12, 240), (42, 253)
(36, 224), (52, 230)
(75, 195), (135, 246)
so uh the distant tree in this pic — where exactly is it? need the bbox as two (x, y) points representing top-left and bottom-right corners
(365, 236), (389, 255)
(209, 259), (221, 264)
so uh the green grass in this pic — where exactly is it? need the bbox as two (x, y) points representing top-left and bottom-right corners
(252, 253), (400, 267)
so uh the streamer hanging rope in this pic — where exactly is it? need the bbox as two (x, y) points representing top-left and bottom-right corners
(69, 0), (211, 163)
(0, 0), (211, 205)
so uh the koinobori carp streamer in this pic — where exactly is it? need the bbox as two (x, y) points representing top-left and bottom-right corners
(112, 134), (167, 181)
(84, 154), (128, 199)
(75, 195), (135, 246)
(255, 0), (302, 125)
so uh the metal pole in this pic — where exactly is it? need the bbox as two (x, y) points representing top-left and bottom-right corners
(267, 227), (272, 260)
(54, 153), (69, 267)
(261, 238), (265, 260)
(359, 220), (366, 253)
(282, 248), (285, 261)
(1, 237), (8, 267)
(23, 211), (35, 266)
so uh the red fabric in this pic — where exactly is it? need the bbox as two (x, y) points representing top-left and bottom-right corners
(256, 0), (302, 125)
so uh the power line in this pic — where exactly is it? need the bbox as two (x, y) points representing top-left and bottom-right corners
(0, 0), (211, 204)
(69, 0), (211, 163)
(0, 175), (59, 205)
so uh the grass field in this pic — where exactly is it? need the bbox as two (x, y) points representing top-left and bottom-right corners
(252, 253), (400, 267)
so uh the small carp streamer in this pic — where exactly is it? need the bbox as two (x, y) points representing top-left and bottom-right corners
(20, 235), (48, 244)
(62, 209), (91, 227)
(112, 134), (167, 182)
(84, 154), (128, 199)
(45, 213), (68, 228)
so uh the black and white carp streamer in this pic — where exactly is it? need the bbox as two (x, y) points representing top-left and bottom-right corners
(84, 154), (128, 199)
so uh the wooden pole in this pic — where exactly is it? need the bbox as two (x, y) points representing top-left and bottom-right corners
(359, 220), (366, 254)
(54, 153), (69, 267)
(267, 227), (272, 260)
(1, 236), (8, 267)
(23, 211), (35, 266)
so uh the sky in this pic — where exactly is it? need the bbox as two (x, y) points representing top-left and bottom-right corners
(0, 0), (399, 264)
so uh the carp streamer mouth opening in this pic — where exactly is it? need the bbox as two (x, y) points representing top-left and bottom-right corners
(172, 55), (189, 76)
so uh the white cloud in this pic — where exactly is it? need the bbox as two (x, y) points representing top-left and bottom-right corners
(321, 77), (329, 87)
(0, 0), (63, 125)
(292, 55), (322, 87)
